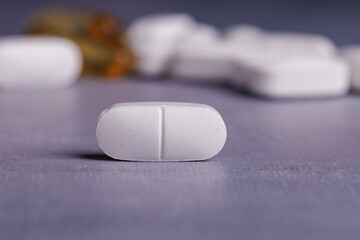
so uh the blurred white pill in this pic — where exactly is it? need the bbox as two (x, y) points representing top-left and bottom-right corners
(0, 36), (82, 91)
(169, 24), (232, 82)
(228, 31), (339, 90)
(227, 31), (337, 59)
(233, 56), (349, 98)
(127, 13), (195, 77)
(97, 102), (227, 161)
(340, 46), (360, 91)
(261, 32), (337, 57)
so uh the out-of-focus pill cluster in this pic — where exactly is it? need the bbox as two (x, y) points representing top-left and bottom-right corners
(1, 9), (360, 98)
(127, 13), (352, 98)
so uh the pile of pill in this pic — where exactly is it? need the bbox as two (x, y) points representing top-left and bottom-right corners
(127, 13), (360, 98)
(1, 11), (360, 98)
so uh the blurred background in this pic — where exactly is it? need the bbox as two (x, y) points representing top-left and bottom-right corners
(1, 2), (360, 240)
(1, 0), (360, 45)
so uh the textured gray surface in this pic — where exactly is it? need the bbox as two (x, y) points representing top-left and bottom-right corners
(1, 79), (360, 240)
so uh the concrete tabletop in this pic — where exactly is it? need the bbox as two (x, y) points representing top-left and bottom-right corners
(1, 79), (360, 240)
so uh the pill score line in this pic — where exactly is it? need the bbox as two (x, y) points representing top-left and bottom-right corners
(159, 106), (165, 160)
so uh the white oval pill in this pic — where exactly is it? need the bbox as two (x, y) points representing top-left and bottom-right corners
(97, 102), (227, 161)
(0, 36), (82, 91)
(127, 14), (195, 77)
(235, 56), (350, 98)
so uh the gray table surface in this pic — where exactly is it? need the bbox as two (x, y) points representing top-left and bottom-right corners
(1, 79), (360, 240)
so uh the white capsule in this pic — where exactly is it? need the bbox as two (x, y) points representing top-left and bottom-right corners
(227, 31), (337, 59)
(127, 14), (195, 77)
(97, 102), (227, 161)
(261, 32), (337, 57)
(0, 36), (82, 91)
(235, 56), (349, 98)
(340, 45), (360, 91)
(227, 30), (346, 96)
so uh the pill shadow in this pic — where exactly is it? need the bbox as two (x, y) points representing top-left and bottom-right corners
(68, 152), (161, 162)
(65, 152), (208, 162)
(75, 153), (115, 161)
(57, 152), (116, 161)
